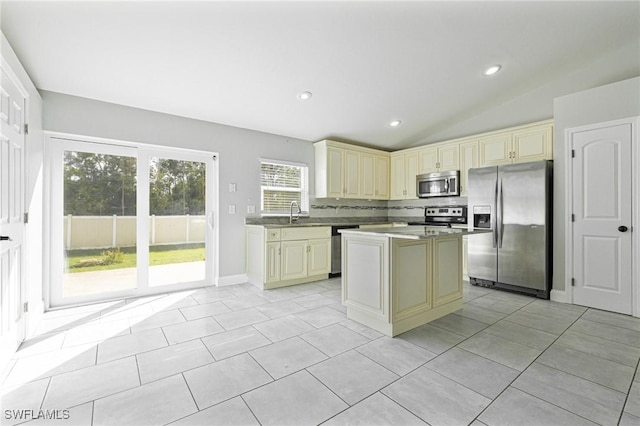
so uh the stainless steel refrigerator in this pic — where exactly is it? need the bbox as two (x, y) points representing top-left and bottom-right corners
(467, 160), (552, 299)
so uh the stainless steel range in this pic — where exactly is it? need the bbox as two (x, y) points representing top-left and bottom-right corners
(408, 206), (468, 227)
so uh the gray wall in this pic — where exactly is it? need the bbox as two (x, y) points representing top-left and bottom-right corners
(41, 90), (314, 279)
(552, 76), (640, 292)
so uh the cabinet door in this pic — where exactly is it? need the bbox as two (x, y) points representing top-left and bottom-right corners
(404, 152), (419, 199)
(359, 152), (375, 199)
(308, 238), (331, 276)
(438, 144), (459, 171)
(280, 240), (308, 281)
(265, 242), (281, 283)
(512, 124), (553, 163)
(462, 236), (468, 281)
(326, 147), (344, 198)
(344, 150), (360, 198)
(459, 140), (478, 195)
(418, 147), (438, 174)
(392, 239), (431, 321)
(374, 155), (390, 200)
(390, 154), (406, 200)
(433, 237), (462, 307)
(479, 133), (512, 166)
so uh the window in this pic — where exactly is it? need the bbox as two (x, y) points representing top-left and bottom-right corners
(260, 159), (309, 215)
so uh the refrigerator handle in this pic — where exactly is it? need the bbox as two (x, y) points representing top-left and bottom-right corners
(497, 179), (503, 248)
(492, 178), (498, 248)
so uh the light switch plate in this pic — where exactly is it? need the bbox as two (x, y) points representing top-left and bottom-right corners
(247, 205), (256, 214)
(229, 183), (237, 193)
(228, 205), (236, 214)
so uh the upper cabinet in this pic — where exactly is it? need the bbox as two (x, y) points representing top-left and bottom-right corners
(390, 151), (418, 200)
(459, 140), (479, 196)
(374, 155), (390, 199)
(315, 120), (552, 201)
(511, 122), (553, 163)
(479, 121), (553, 167)
(418, 143), (459, 174)
(315, 140), (390, 200)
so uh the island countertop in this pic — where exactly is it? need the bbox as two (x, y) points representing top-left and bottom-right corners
(338, 225), (490, 240)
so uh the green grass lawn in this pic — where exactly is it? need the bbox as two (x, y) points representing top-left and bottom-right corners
(66, 243), (205, 273)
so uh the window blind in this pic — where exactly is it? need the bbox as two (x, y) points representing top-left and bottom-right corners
(260, 160), (309, 214)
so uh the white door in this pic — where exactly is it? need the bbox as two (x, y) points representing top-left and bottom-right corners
(0, 67), (26, 365)
(572, 122), (633, 314)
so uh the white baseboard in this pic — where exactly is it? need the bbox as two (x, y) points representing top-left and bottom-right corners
(550, 288), (570, 303)
(217, 274), (248, 287)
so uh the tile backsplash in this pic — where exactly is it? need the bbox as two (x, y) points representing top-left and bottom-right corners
(246, 196), (468, 221)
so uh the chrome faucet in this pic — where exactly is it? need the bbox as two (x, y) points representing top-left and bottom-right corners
(289, 200), (301, 224)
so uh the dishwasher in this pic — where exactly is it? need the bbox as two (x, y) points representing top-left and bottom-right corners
(330, 225), (359, 277)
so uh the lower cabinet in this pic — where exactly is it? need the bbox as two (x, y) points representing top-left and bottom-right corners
(391, 236), (462, 320)
(342, 232), (463, 336)
(246, 225), (331, 289)
(308, 238), (332, 276)
(432, 237), (462, 307)
(462, 235), (468, 281)
(280, 240), (308, 281)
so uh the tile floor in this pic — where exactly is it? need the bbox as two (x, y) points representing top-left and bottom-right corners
(1, 279), (639, 426)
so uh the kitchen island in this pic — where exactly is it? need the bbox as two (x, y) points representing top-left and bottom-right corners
(339, 226), (486, 337)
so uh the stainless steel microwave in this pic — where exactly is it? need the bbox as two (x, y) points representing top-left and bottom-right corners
(416, 170), (460, 198)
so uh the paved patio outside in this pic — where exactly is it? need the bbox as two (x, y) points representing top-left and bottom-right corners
(63, 261), (206, 297)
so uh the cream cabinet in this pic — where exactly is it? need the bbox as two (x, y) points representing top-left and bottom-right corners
(315, 140), (390, 200)
(462, 235), (468, 281)
(432, 236), (463, 307)
(390, 151), (418, 200)
(374, 155), (390, 199)
(280, 240), (308, 281)
(342, 232), (463, 336)
(479, 122), (553, 167)
(478, 133), (512, 166)
(344, 150), (360, 198)
(459, 140), (479, 196)
(418, 143), (459, 174)
(511, 123), (553, 163)
(321, 145), (359, 198)
(246, 225), (331, 289)
(360, 152), (375, 199)
(265, 241), (281, 283)
(324, 146), (344, 198)
(308, 238), (332, 276)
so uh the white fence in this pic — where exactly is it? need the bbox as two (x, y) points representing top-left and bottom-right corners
(64, 215), (206, 250)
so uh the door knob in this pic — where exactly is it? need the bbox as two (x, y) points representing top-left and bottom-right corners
(0, 236), (12, 241)
(618, 226), (628, 232)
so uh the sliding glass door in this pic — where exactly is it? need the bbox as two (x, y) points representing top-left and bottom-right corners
(145, 152), (210, 287)
(49, 137), (217, 307)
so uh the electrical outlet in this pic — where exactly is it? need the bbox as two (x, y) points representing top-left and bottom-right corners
(228, 205), (236, 214)
(247, 205), (256, 214)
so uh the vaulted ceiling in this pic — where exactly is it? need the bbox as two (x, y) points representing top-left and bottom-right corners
(2, 1), (639, 150)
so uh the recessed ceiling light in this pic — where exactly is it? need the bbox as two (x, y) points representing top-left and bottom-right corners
(389, 120), (402, 127)
(297, 91), (312, 100)
(483, 65), (502, 76)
